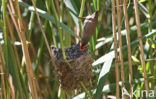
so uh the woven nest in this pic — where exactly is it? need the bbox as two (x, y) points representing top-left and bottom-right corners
(51, 43), (93, 91)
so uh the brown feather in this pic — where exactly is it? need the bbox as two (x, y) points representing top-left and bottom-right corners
(81, 11), (98, 47)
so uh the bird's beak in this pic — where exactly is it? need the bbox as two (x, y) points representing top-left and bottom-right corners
(78, 16), (86, 19)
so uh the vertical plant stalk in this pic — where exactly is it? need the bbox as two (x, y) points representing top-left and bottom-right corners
(10, 0), (39, 98)
(8, 4), (28, 99)
(79, 0), (86, 35)
(80, 81), (92, 98)
(50, 0), (63, 49)
(86, 3), (92, 14)
(93, 0), (97, 10)
(30, 0), (57, 70)
(21, 0), (37, 67)
(60, 0), (66, 47)
(31, 0), (54, 58)
(0, 44), (7, 99)
(6, 14), (21, 68)
(123, 0), (133, 98)
(27, 12), (35, 41)
(133, 0), (149, 95)
(15, 0), (39, 97)
(21, 2), (35, 67)
(97, 0), (99, 11)
(50, 0), (71, 68)
(35, 21), (48, 74)
(148, 0), (155, 89)
(111, 0), (120, 98)
(64, 3), (72, 47)
(54, 0), (61, 17)
(116, 0), (125, 98)
(2, 0), (8, 67)
(60, 0), (70, 47)
(1, 0), (8, 98)
(8, 75), (15, 99)
(45, 0), (57, 47)
(148, 0), (152, 32)
(60, 0), (64, 27)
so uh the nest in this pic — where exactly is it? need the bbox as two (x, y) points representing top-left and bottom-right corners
(51, 43), (93, 91)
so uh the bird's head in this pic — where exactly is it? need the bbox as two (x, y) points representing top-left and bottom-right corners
(84, 11), (98, 23)
(79, 11), (98, 23)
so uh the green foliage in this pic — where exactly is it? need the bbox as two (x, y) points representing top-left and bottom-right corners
(0, 0), (156, 98)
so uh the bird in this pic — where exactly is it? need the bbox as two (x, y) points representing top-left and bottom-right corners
(51, 11), (98, 60)
(80, 11), (98, 51)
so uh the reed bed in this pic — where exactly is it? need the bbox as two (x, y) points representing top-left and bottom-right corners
(0, 0), (156, 98)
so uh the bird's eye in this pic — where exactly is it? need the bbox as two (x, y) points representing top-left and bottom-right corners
(87, 18), (92, 20)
